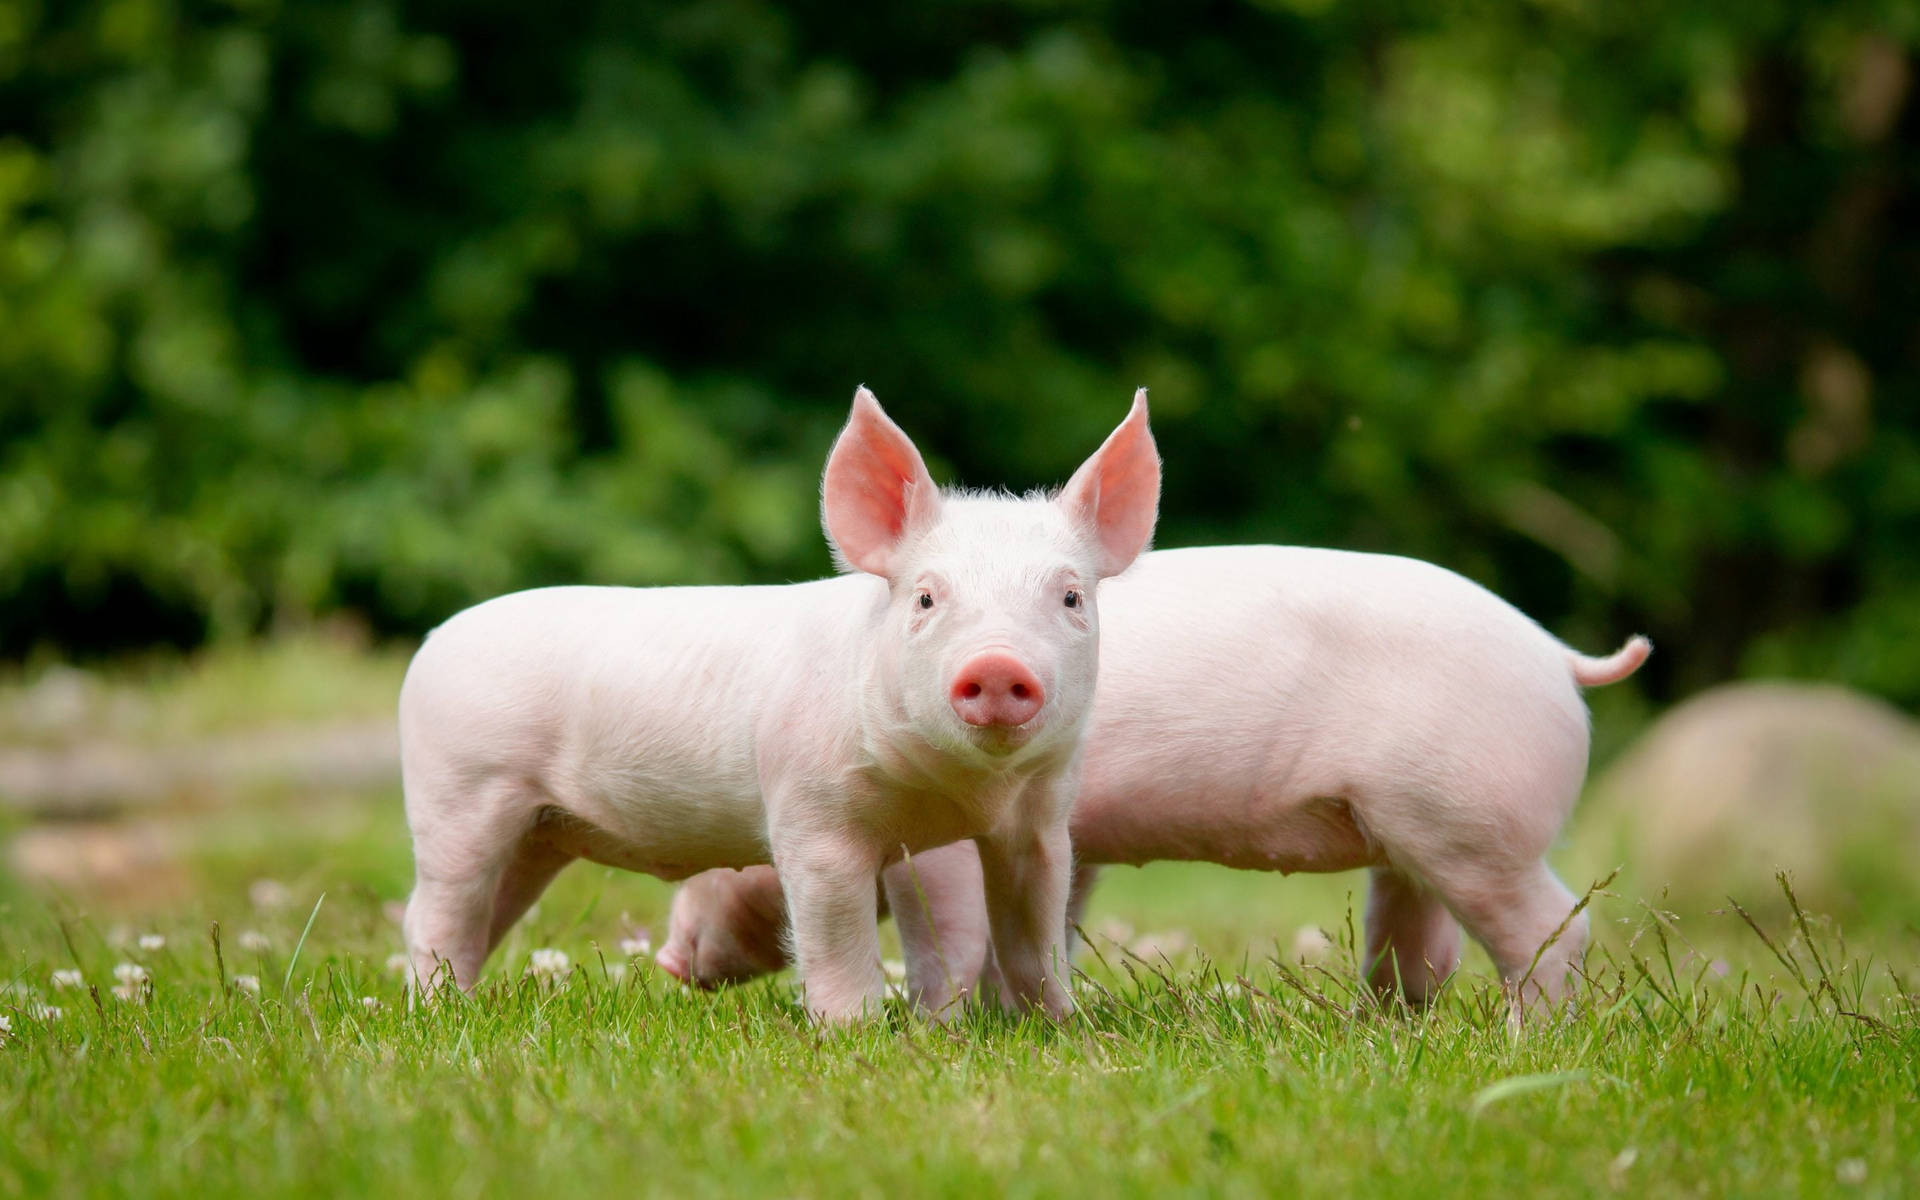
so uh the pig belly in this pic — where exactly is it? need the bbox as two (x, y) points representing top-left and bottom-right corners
(533, 745), (776, 879)
(1070, 785), (1379, 875)
(525, 805), (751, 881)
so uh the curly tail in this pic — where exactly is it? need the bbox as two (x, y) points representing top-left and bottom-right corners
(1568, 635), (1652, 687)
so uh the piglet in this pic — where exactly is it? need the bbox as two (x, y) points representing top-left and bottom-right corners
(398, 388), (1160, 1021)
(658, 545), (1650, 1010)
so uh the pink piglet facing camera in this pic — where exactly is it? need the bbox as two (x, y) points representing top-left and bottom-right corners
(660, 544), (1649, 1015)
(395, 387), (1160, 1022)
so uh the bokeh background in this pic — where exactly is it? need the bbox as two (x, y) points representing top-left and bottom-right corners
(2, 1), (1917, 954)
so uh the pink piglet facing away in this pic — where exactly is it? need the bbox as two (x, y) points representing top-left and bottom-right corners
(397, 388), (1161, 1022)
(657, 545), (1650, 1012)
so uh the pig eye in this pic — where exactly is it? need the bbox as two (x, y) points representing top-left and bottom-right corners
(1063, 590), (1082, 609)
(917, 592), (934, 610)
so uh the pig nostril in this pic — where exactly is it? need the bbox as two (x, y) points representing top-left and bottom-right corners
(962, 682), (982, 699)
(1010, 684), (1029, 700)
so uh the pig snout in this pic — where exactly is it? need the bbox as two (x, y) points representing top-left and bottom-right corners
(949, 652), (1045, 728)
(654, 941), (692, 984)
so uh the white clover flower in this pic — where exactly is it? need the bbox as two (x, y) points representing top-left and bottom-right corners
(110, 961), (150, 1003)
(248, 879), (293, 911)
(237, 930), (272, 954)
(527, 948), (572, 980)
(232, 974), (262, 995)
(1290, 926), (1334, 964)
(604, 963), (629, 984)
(31, 1004), (62, 1022)
(1607, 1147), (1639, 1190)
(1837, 1159), (1868, 1186)
(618, 934), (651, 958)
(360, 996), (382, 1012)
(881, 958), (908, 983)
(0, 1013), (11, 1039)
(137, 934), (166, 952)
(385, 952), (411, 976)
(51, 969), (85, 990)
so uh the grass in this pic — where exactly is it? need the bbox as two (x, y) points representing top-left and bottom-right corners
(2, 868), (1916, 1198)
(2, 641), (1916, 1196)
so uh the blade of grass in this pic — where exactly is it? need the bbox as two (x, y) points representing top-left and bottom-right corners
(282, 892), (326, 995)
(1469, 1069), (1588, 1115)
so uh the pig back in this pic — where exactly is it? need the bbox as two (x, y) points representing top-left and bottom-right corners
(398, 576), (882, 868)
(1071, 546), (1590, 868)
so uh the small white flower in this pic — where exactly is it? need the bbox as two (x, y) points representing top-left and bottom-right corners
(385, 952), (411, 976)
(231, 974), (261, 995)
(50, 969), (85, 990)
(30, 1004), (62, 1022)
(618, 934), (651, 958)
(604, 963), (629, 984)
(237, 930), (272, 953)
(249, 878), (293, 911)
(137, 934), (166, 952)
(1608, 1148), (1639, 1190)
(882, 958), (908, 983)
(360, 996), (382, 1012)
(527, 948), (572, 980)
(1837, 1159), (1868, 1186)
(0, 1013), (11, 1039)
(1290, 926), (1334, 964)
(110, 961), (150, 1004)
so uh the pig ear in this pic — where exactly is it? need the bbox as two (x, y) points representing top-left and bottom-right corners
(1059, 388), (1160, 578)
(821, 387), (943, 577)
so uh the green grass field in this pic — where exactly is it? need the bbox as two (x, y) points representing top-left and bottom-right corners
(2, 645), (1916, 1197)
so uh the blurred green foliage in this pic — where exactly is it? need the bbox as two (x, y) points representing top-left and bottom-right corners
(1, 0), (1916, 702)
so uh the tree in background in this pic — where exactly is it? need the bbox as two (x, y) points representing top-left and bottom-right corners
(1, 0), (1915, 704)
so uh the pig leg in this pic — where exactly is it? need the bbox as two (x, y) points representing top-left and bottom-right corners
(1426, 858), (1588, 1008)
(976, 822), (1075, 1018)
(1064, 863), (1100, 950)
(1363, 867), (1462, 1007)
(402, 778), (537, 992)
(883, 841), (992, 1020)
(973, 861), (1094, 1002)
(778, 836), (888, 1022)
(486, 837), (575, 954)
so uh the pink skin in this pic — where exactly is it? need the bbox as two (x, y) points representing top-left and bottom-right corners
(398, 387), (1161, 1023)
(657, 546), (1651, 1014)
